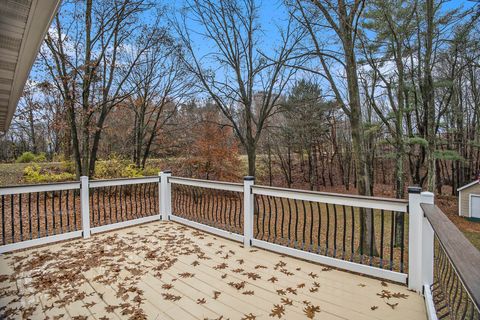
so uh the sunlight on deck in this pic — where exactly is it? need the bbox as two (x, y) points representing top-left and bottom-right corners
(0, 221), (426, 319)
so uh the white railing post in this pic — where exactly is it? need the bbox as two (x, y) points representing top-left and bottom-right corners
(408, 186), (435, 293)
(158, 172), (162, 219)
(243, 176), (254, 248)
(408, 186), (423, 292)
(80, 176), (91, 239)
(421, 191), (435, 290)
(160, 170), (172, 221)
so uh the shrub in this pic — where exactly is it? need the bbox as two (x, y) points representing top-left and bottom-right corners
(16, 152), (36, 163)
(16, 152), (47, 163)
(94, 157), (143, 179)
(23, 164), (75, 183)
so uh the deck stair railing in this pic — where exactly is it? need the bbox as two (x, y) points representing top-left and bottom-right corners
(0, 171), (479, 319)
(419, 199), (480, 320)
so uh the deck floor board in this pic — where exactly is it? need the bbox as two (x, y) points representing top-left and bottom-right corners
(0, 221), (426, 319)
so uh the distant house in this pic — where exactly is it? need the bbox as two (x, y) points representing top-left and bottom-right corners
(457, 177), (480, 218)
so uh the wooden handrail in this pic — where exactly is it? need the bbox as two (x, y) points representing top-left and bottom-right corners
(421, 203), (480, 309)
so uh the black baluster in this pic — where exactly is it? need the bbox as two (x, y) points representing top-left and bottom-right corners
(28, 193), (32, 239)
(254, 195), (260, 238)
(342, 205), (346, 259)
(325, 203), (330, 256)
(301, 200), (306, 250)
(66, 190), (70, 232)
(389, 210), (394, 270)
(1, 195), (5, 244)
(359, 207), (363, 264)
(114, 186), (118, 223)
(309, 201), (314, 252)
(19, 193), (23, 241)
(369, 208), (374, 266)
(317, 202), (322, 253)
(10, 195), (14, 243)
(280, 198), (285, 244)
(73, 189), (77, 231)
(102, 187), (107, 223)
(380, 209), (385, 268)
(350, 206), (355, 262)
(36, 193), (40, 238)
(266, 196), (272, 241)
(44, 192), (48, 236)
(59, 190), (63, 233)
(273, 197), (279, 242)
(260, 195), (266, 239)
(287, 199), (292, 247)
(293, 199), (299, 248)
(237, 193), (243, 231)
(400, 211), (405, 272)
(333, 203), (338, 257)
(118, 185), (125, 221)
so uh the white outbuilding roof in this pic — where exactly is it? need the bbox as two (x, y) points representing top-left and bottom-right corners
(457, 180), (480, 192)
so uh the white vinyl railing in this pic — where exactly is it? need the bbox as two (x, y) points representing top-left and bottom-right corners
(0, 172), (438, 293)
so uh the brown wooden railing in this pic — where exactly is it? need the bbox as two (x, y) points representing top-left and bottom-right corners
(421, 203), (480, 320)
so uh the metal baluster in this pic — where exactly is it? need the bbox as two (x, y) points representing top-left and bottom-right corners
(28, 193), (32, 239)
(380, 209), (385, 268)
(325, 203), (330, 256)
(370, 208), (374, 266)
(293, 199), (299, 248)
(10, 195), (14, 243)
(1, 195), (5, 244)
(102, 187), (107, 223)
(266, 195), (273, 241)
(35, 193), (40, 238)
(120, 185), (124, 220)
(342, 205), (346, 259)
(309, 201), (314, 251)
(280, 198), (285, 244)
(316, 202), (322, 254)
(254, 195), (260, 238)
(400, 211), (405, 273)
(114, 186), (118, 223)
(59, 190), (63, 233)
(301, 200), (306, 250)
(73, 190), (77, 232)
(228, 192), (234, 231)
(333, 203), (338, 257)
(287, 199), (292, 247)
(66, 190), (70, 232)
(237, 193), (243, 231)
(44, 192), (48, 236)
(350, 206), (355, 261)
(389, 210), (394, 270)
(273, 197), (278, 243)
(19, 194), (23, 241)
(260, 195), (266, 239)
(359, 207), (364, 264)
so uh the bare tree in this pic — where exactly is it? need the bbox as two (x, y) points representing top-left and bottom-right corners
(288, 0), (377, 254)
(42, 0), (162, 177)
(125, 34), (192, 168)
(173, 0), (302, 176)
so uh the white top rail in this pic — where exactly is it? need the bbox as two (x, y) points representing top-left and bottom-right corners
(251, 185), (408, 212)
(169, 177), (243, 193)
(89, 176), (159, 188)
(0, 181), (81, 195)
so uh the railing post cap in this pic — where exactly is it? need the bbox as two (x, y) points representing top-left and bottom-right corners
(244, 176), (255, 181)
(408, 186), (422, 194)
(162, 170), (172, 174)
(80, 176), (88, 181)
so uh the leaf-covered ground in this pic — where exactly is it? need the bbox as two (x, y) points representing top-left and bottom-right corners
(0, 221), (426, 319)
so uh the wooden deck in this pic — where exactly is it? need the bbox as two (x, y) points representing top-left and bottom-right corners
(0, 221), (426, 320)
